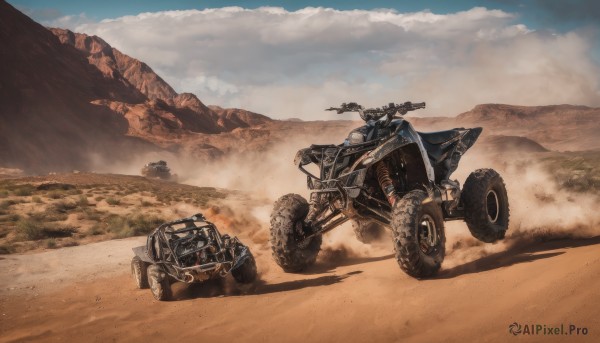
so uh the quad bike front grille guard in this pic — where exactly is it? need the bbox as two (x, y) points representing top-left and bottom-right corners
(297, 141), (377, 193)
(294, 142), (380, 243)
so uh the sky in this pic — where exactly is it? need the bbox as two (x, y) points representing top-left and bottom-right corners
(9, 0), (600, 119)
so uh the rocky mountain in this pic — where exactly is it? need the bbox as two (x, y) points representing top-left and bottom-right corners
(1, 0), (598, 174)
(0, 0), (151, 173)
(0, 1), (271, 172)
(49, 28), (272, 136)
(208, 106), (273, 131)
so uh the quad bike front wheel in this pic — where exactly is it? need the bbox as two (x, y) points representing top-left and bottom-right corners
(352, 219), (386, 244)
(147, 264), (172, 301)
(232, 252), (258, 283)
(131, 256), (149, 289)
(391, 190), (446, 278)
(462, 168), (510, 243)
(270, 194), (322, 272)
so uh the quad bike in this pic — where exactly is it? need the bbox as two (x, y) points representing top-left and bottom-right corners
(131, 213), (257, 301)
(270, 102), (509, 278)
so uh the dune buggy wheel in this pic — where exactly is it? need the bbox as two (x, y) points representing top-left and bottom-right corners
(462, 168), (510, 243)
(391, 190), (446, 278)
(131, 256), (149, 289)
(352, 219), (386, 244)
(232, 252), (258, 284)
(147, 264), (172, 301)
(270, 194), (322, 272)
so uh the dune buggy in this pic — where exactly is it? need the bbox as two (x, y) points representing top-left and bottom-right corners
(131, 213), (257, 301)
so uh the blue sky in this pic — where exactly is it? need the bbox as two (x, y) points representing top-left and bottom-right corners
(8, 0), (600, 118)
(12, 0), (600, 33)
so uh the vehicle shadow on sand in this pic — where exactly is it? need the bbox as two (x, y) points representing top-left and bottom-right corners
(172, 271), (363, 301)
(304, 253), (395, 275)
(434, 236), (600, 279)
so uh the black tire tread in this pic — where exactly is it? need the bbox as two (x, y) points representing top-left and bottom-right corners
(131, 256), (149, 289)
(147, 264), (172, 301)
(462, 168), (510, 243)
(270, 194), (322, 272)
(391, 190), (446, 278)
(232, 253), (258, 283)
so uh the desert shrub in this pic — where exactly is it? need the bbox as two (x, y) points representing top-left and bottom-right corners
(140, 199), (153, 207)
(94, 196), (105, 202)
(46, 239), (57, 249)
(106, 213), (164, 238)
(30, 210), (68, 222)
(47, 191), (63, 199)
(16, 219), (46, 240)
(67, 189), (83, 195)
(28, 201), (75, 222)
(13, 185), (35, 196)
(0, 190), (8, 198)
(76, 195), (89, 207)
(0, 213), (21, 223)
(0, 199), (17, 208)
(0, 244), (15, 254)
(37, 183), (74, 191)
(106, 197), (120, 206)
(90, 223), (104, 236)
(51, 200), (77, 213)
(10, 213), (20, 221)
(61, 240), (79, 247)
(87, 210), (102, 221)
(0, 200), (18, 212)
(32, 196), (43, 203)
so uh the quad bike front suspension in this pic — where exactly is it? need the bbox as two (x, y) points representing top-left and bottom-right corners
(376, 161), (398, 206)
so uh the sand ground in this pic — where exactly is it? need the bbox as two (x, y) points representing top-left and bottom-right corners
(1, 234), (598, 343)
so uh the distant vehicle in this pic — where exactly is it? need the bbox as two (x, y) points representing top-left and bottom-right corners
(131, 213), (257, 301)
(270, 101), (509, 278)
(141, 160), (177, 181)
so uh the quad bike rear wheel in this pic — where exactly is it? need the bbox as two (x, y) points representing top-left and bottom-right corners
(462, 168), (510, 243)
(270, 194), (322, 272)
(131, 256), (149, 289)
(391, 190), (446, 278)
(147, 264), (172, 301)
(352, 219), (386, 244)
(232, 252), (258, 283)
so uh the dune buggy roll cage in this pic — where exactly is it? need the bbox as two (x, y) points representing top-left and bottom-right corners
(137, 213), (251, 282)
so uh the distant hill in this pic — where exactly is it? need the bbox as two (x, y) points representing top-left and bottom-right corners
(49, 28), (272, 136)
(454, 104), (600, 151)
(0, 1), (271, 172)
(0, 0), (148, 172)
(1, 0), (598, 174)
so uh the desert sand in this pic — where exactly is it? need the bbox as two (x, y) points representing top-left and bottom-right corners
(1, 221), (599, 343)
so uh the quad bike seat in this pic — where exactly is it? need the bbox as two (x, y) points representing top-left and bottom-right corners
(417, 129), (462, 145)
(418, 127), (483, 182)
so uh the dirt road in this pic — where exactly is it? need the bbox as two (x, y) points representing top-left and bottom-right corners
(1, 233), (598, 343)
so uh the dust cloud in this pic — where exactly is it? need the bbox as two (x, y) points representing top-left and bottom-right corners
(96, 126), (599, 265)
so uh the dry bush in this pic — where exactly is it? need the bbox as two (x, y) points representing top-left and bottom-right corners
(106, 213), (164, 238)
(0, 244), (15, 254)
(106, 197), (120, 206)
(16, 219), (47, 240)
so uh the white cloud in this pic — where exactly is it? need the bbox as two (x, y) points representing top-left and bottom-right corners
(49, 6), (600, 119)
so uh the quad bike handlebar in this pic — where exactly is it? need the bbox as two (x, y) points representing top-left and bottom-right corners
(326, 101), (426, 122)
